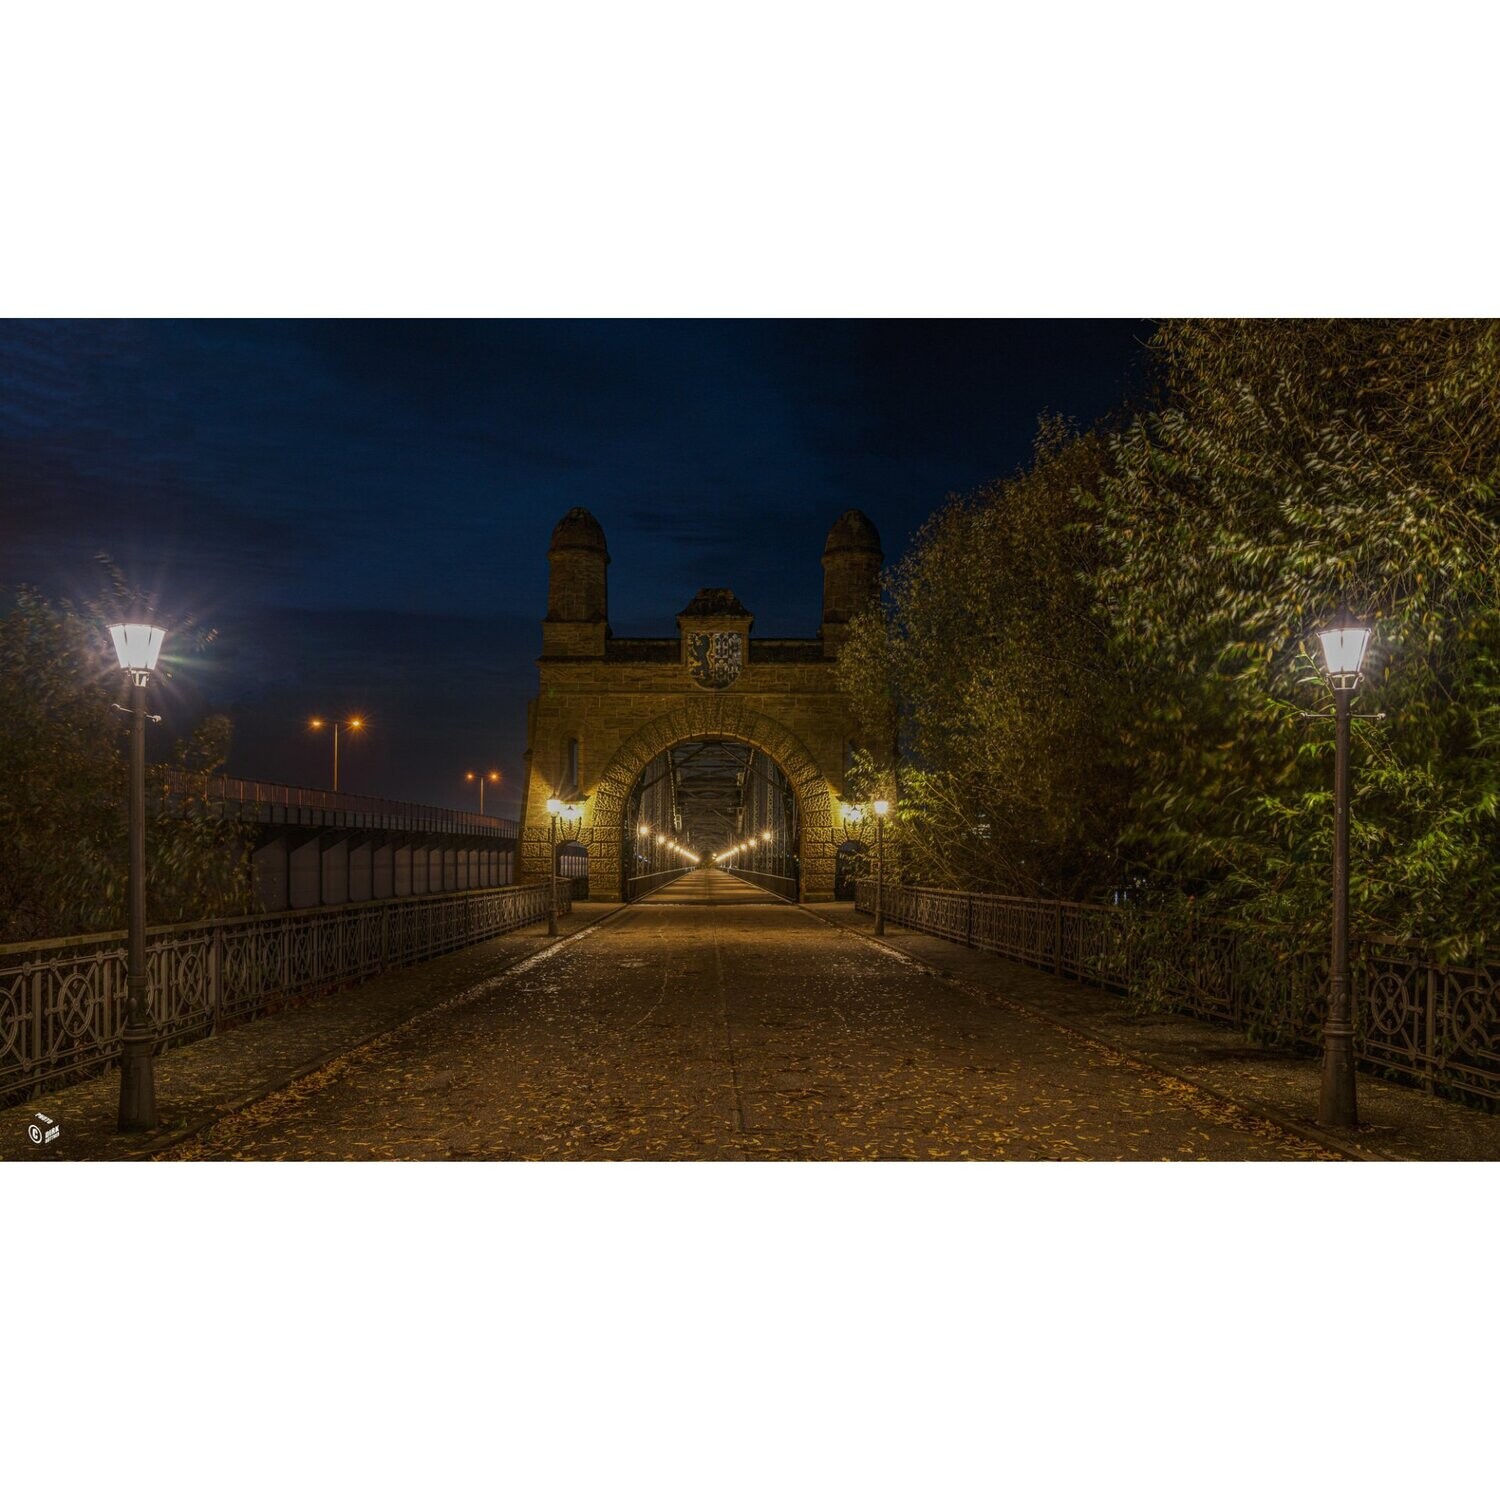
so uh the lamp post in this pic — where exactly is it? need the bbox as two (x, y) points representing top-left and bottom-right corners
(872, 798), (890, 936)
(545, 796), (585, 936)
(1315, 605), (1373, 1130)
(310, 716), (365, 792)
(466, 769), (501, 815)
(840, 801), (866, 909)
(546, 797), (563, 935)
(110, 622), (166, 1131)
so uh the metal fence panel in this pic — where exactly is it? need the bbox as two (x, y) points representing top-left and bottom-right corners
(857, 881), (1500, 1107)
(728, 869), (799, 901)
(0, 882), (563, 1106)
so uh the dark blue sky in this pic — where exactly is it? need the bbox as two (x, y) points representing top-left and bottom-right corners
(0, 320), (1150, 815)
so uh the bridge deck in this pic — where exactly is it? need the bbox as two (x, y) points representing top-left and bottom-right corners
(151, 867), (1332, 1160)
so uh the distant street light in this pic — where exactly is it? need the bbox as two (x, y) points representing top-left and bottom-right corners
(465, 769), (501, 815)
(109, 622), (166, 1131)
(309, 715), (365, 792)
(1315, 605), (1374, 1130)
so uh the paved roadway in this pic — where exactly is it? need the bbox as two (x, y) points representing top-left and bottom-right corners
(167, 869), (1329, 1160)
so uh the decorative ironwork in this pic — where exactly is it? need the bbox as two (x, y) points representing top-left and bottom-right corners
(856, 882), (1500, 1107)
(0, 882), (564, 1107)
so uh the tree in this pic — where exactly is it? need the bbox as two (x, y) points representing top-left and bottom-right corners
(1095, 319), (1500, 956)
(0, 578), (255, 943)
(845, 321), (1500, 962)
(841, 419), (1134, 898)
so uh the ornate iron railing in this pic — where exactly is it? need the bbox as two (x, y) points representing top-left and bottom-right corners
(155, 769), (520, 840)
(0, 882), (565, 1106)
(856, 882), (1500, 1106)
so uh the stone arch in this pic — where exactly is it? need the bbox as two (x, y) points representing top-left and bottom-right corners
(582, 701), (838, 902)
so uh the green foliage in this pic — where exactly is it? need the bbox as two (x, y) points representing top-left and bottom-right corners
(846, 321), (1500, 959)
(0, 579), (255, 943)
(841, 418), (1134, 898)
(1096, 320), (1500, 957)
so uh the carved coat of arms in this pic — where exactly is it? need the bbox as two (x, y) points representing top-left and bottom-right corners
(688, 631), (743, 690)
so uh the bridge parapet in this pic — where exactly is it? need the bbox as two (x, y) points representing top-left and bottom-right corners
(0, 881), (562, 1106)
(157, 771), (518, 841)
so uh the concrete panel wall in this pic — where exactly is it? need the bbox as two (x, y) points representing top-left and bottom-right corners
(289, 836), (323, 909)
(320, 837), (349, 906)
(250, 830), (517, 912)
(349, 840), (373, 903)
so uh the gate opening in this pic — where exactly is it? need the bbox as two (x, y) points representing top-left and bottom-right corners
(624, 739), (801, 900)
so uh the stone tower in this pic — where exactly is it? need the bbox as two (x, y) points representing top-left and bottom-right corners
(820, 509), (883, 655)
(543, 506), (610, 657)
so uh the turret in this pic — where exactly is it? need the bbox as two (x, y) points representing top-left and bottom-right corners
(543, 507), (610, 657)
(821, 509), (882, 656)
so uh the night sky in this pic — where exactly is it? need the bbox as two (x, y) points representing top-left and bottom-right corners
(0, 320), (1150, 816)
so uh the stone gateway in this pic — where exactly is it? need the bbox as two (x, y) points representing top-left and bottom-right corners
(518, 508), (882, 901)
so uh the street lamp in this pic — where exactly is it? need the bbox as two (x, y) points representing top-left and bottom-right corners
(310, 716), (365, 792)
(545, 795), (585, 936)
(1314, 605), (1373, 1129)
(465, 769), (501, 815)
(109, 622), (166, 1131)
(839, 802), (873, 917)
(872, 798), (891, 936)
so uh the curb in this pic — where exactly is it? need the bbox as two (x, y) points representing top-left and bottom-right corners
(121, 903), (628, 1162)
(796, 904), (1385, 1163)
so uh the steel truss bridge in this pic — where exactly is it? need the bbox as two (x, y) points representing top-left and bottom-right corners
(622, 739), (800, 900)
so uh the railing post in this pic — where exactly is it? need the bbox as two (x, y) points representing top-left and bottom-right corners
(210, 923), (223, 1035)
(1230, 930), (1241, 1028)
(966, 893), (974, 948)
(1053, 903), (1064, 976)
(1424, 963), (1437, 1094)
(31, 963), (43, 1089)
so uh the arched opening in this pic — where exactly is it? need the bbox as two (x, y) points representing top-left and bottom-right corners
(622, 738), (802, 900)
(557, 838), (589, 899)
(834, 839), (867, 901)
(571, 702), (839, 903)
